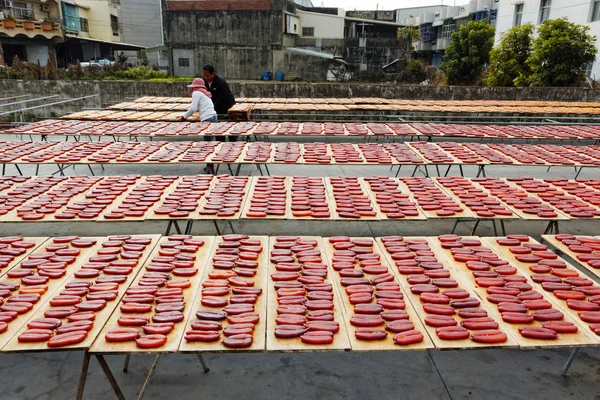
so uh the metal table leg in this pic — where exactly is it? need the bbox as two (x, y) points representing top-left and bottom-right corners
(165, 220), (173, 236)
(228, 221), (236, 234)
(123, 354), (131, 372)
(450, 219), (461, 234)
(75, 351), (91, 400)
(196, 353), (210, 373)
(470, 220), (481, 236)
(95, 355), (127, 400)
(574, 166), (584, 179)
(444, 165), (452, 177)
(136, 354), (161, 400)
(213, 220), (222, 235)
(410, 165), (419, 177)
(500, 220), (507, 236)
(561, 348), (580, 377)
(185, 220), (194, 235)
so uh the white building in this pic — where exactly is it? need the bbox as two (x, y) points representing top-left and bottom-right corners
(404, 0), (499, 69)
(495, 0), (600, 79)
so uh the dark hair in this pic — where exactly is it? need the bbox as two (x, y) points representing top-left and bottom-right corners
(203, 65), (215, 74)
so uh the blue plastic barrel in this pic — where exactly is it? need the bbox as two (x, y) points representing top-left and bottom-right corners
(275, 71), (284, 81)
(263, 72), (273, 81)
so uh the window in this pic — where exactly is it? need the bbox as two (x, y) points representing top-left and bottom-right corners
(110, 15), (119, 35)
(5, 2), (34, 19)
(80, 18), (88, 32)
(302, 27), (314, 36)
(539, 0), (551, 23)
(441, 24), (455, 39)
(514, 4), (523, 26)
(592, 0), (600, 22)
(178, 58), (189, 67)
(61, 3), (80, 31)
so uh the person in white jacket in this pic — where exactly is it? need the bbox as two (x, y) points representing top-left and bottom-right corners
(181, 78), (218, 122)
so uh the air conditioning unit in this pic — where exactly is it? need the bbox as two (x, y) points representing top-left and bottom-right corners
(40, 4), (49, 11)
(3, 1), (13, 7)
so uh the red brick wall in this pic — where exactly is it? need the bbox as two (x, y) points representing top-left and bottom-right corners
(166, 0), (274, 11)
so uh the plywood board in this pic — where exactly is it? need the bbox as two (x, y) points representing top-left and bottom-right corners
(0, 237), (48, 279)
(375, 237), (519, 350)
(325, 178), (384, 221)
(240, 177), (290, 220)
(3, 235), (161, 353)
(179, 236), (269, 353)
(90, 236), (215, 354)
(541, 235), (600, 281)
(395, 180), (475, 219)
(193, 177), (251, 220)
(429, 236), (597, 349)
(432, 178), (517, 220)
(286, 177), (335, 221)
(146, 176), (216, 221)
(265, 236), (351, 352)
(361, 178), (426, 221)
(483, 236), (600, 344)
(97, 178), (181, 222)
(0, 237), (104, 352)
(323, 237), (433, 351)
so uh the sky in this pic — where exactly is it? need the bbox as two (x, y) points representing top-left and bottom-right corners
(320, 0), (457, 10)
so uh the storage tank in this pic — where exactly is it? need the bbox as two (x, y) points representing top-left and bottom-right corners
(477, 0), (493, 10)
(446, 6), (460, 18)
(421, 12), (435, 24)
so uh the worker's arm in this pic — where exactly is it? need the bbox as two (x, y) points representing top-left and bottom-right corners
(182, 92), (199, 120)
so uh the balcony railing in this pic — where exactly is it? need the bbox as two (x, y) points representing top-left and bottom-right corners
(0, 19), (62, 37)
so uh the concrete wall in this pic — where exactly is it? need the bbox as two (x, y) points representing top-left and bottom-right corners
(163, 9), (284, 78)
(5, 80), (600, 115)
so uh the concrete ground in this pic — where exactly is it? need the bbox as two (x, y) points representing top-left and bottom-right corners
(0, 133), (599, 399)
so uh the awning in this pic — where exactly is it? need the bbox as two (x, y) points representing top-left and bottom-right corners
(65, 34), (145, 50)
(432, 20), (443, 27)
(285, 47), (347, 65)
(345, 16), (407, 27)
(145, 44), (168, 52)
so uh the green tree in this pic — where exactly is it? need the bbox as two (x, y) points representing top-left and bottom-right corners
(440, 20), (495, 85)
(516, 18), (597, 86)
(486, 23), (534, 87)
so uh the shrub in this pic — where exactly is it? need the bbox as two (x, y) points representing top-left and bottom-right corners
(486, 24), (534, 87)
(441, 21), (495, 85)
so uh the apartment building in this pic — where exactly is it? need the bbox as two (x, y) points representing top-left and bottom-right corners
(0, 0), (63, 66)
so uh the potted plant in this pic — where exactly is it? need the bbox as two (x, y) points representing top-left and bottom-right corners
(41, 18), (54, 31)
(23, 16), (35, 30)
(2, 15), (16, 29)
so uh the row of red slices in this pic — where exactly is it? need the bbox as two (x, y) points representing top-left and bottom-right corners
(103, 235), (204, 348)
(10, 120), (600, 139)
(6, 140), (600, 165)
(272, 237), (341, 344)
(183, 235), (264, 348)
(442, 234), (581, 340)
(7, 175), (600, 222)
(380, 236), (509, 343)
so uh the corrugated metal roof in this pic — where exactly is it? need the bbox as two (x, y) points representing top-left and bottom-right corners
(285, 47), (347, 64)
